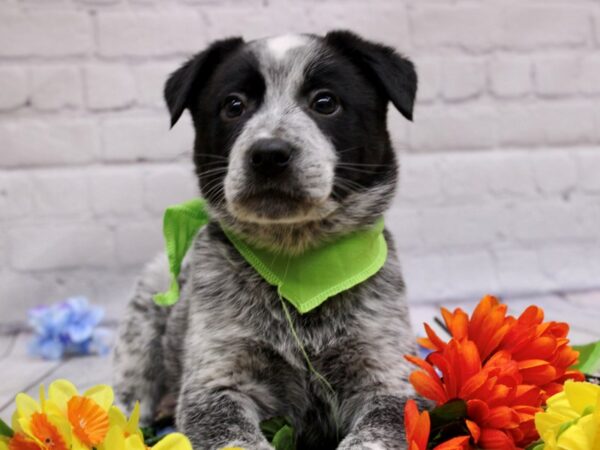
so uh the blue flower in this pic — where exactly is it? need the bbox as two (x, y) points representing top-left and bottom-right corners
(28, 297), (111, 360)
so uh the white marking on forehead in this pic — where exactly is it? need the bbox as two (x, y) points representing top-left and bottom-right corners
(266, 34), (309, 60)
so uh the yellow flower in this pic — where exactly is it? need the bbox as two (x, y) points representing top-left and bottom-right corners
(13, 380), (113, 450)
(46, 379), (113, 449)
(13, 385), (73, 450)
(148, 433), (193, 450)
(106, 402), (144, 441)
(102, 426), (192, 450)
(6, 379), (193, 450)
(535, 380), (600, 450)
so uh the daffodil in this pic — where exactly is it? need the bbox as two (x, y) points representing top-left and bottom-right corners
(12, 385), (72, 450)
(11, 379), (113, 450)
(102, 426), (192, 450)
(535, 380), (600, 449)
(3, 380), (194, 450)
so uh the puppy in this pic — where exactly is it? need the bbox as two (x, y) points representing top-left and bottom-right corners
(114, 31), (418, 450)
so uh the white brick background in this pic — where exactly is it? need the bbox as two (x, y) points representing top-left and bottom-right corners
(1, 0), (599, 324)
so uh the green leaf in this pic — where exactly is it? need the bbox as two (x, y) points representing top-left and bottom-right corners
(271, 425), (295, 450)
(261, 417), (291, 441)
(525, 442), (545, 450)
(556, 419), (576, 438)
(0, 417), (14, 438)
(572, 341), (600, 374)
(260, 417), (296, 450)
(428, 400), (469, 449)
(429, 399), (467, 428)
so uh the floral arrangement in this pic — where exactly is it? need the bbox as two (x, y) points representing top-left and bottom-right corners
(0, 380), (191, 450)
(3, 295), (598, 450)
(404, 295), (599, 450)
(28, 297), (111, 360)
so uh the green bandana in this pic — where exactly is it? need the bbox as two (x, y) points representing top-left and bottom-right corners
(154, 199), (388, 314)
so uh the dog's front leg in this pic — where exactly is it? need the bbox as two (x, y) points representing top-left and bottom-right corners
(176, 385), (274, 450)
(337, 393), (408, 450)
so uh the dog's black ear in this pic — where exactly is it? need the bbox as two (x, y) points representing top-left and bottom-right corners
(164, 37), (244, 127)
(325, 30), (417, 121)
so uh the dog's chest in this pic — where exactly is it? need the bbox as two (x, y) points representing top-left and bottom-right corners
(184, 228), (358, 342)
(165, 226), (413, 448)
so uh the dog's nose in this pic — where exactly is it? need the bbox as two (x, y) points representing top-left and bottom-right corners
(249, 138), (294, 177)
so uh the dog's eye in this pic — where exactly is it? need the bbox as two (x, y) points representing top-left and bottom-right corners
(222, 94), (246, 119)
(310, 92), (339, 115)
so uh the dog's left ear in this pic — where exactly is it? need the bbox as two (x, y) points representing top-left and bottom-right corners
(165, 37), (245, 127)
(325, 30), (417, 121)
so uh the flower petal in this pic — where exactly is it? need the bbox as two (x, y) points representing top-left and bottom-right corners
(564, 379), (600, 415)
(478, 428), (516, 450)
(404, 399), (419, 441)
(125, 435), (146, 450)
(152, 433), (194, 450)
(83, 385), (114, 411)
(484, 406), (520, 429)
(102, 426), (125, 450)
(465, 419), (480, 443)
(433, 436), (470, 450)
(15, 394), (40, 419)
(409, 371), (447, 405)
(48, 380), (78, 415)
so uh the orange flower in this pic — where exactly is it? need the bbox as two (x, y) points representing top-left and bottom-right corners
(407, 339), (544, 448)
(404, 400), (472, 450)
(67, 396), (110, 446)
(28, 413), (68, 450)
(498, 305), (584, 399)
(418, 296), (584, 399)
(7, 434), (43, 450)
(418, 295), (511, 361)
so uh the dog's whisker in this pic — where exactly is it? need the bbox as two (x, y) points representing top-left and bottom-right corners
(200, 179), (224, 197)
(195, 152), (229, 161)
(198, 167), (229, 178)
(337, 162), (389, 168)
(335, 146), (364, 155)
(203, 181), (225, 200)
(336, 167), (382, 175)
(199, 160), (230, 168)
(335, 177), (369, 191)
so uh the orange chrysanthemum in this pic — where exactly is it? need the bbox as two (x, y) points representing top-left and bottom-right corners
(67, 396), (110, 446)
(418, 295), (584, 399)
(29, 413), (68, 450)
(404, 400), (471, 450)
(8, 433), (42, 450)
(409, 295), (585, 449)
(407, 339), (543, 448)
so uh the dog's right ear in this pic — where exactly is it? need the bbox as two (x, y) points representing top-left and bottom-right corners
(164, 37), (244, 128)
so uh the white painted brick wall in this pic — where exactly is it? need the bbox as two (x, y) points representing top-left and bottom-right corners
(1, 0), (599, 324)
(31, 66), (84, 111)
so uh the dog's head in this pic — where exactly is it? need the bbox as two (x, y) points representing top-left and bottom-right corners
(165, 31), (417, 252)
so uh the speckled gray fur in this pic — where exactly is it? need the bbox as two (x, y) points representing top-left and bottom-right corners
(114, 217), (417, 450)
